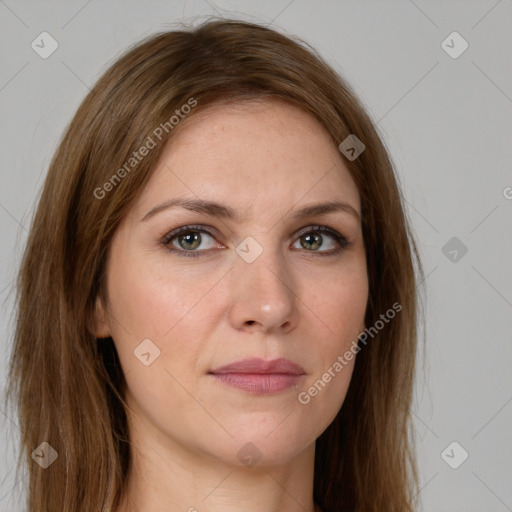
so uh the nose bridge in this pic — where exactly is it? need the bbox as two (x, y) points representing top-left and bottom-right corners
(238, 235), (292, 297)
(229, 233), (297, 330)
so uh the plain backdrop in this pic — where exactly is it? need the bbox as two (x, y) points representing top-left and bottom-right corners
(0, 1), (511, 511)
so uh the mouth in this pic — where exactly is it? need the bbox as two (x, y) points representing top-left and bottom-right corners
(208, 358), (306, 395)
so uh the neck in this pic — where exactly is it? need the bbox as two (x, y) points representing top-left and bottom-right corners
(116, 410), (318, 512)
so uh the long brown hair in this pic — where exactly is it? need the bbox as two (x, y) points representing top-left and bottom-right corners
(4, 17), (422, 512)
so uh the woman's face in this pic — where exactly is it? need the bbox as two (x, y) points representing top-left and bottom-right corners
(97, 99), (368, 468)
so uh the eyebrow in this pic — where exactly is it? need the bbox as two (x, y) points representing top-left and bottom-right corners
(141, 197), (361, 223)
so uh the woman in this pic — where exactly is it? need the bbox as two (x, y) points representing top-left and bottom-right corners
(5, 18), (422, 512)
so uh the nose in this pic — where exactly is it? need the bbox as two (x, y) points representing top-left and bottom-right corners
(228, 245), (299, 334)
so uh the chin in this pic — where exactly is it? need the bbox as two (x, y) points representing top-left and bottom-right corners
(201, 427), (313, 470)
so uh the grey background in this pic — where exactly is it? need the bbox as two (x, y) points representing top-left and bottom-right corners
(1, 1), (511, 511)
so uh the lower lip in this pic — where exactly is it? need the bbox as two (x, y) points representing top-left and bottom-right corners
(210, 373), (304, 394)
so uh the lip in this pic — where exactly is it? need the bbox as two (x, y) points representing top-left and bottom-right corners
(209, 358), (306, 394)
(210, 357), (305, 375)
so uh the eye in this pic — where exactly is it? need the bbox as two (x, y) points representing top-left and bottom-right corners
(161, 225), (222, 258)
(161, 224), (350, 258)
(292, 226), (350, 256)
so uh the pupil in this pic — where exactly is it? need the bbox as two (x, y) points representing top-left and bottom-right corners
(180, 232), (200, 250)
(302, 233), (321, 250)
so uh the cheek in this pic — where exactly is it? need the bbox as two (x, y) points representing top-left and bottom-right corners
(104, 251), (224, 386)
(294, 261), (367, 423)
(107, 254), (217, 340)
(321, 280), (367, 331)
(105, 256), (218, 419)
(306, 259), (368, 339)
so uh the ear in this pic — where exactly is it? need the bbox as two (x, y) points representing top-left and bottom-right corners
(88, 295), (111, 339)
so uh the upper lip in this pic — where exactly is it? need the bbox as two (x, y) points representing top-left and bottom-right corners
(210, 357), (305, 375)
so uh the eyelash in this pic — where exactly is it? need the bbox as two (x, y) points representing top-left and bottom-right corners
(160, 224), (351, 259)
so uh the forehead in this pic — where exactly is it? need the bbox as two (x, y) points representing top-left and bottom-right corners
(135, 98), (360, 219)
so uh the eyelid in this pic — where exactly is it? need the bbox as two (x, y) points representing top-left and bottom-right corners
(295, 224), (343, 239)
(161, 224), (222, 244)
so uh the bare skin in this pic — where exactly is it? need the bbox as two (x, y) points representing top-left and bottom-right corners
(93, 98), (368, 512)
